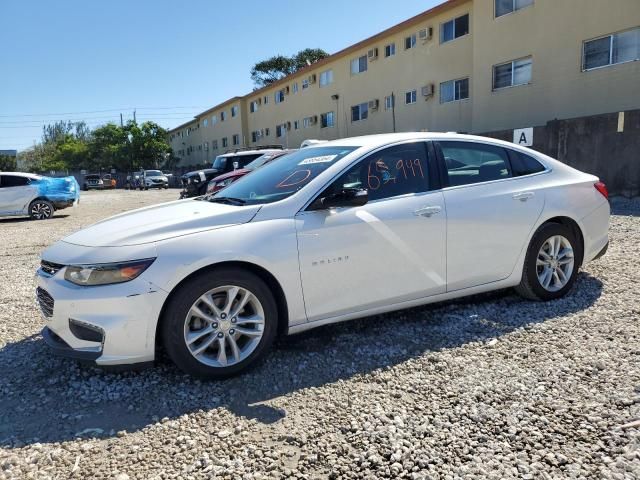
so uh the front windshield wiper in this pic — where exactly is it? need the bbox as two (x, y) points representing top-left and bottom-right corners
(205, 196), (247, 206)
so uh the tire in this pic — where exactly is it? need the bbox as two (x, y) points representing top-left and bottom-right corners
(29, 199), (54, 220)
(515, 222), (581, 301)
(161, 268), (278, 379)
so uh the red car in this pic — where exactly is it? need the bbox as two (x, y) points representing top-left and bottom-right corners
(206, 150), (293, 194)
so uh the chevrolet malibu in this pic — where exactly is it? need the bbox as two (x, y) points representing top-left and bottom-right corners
(36, 133), (610, 378)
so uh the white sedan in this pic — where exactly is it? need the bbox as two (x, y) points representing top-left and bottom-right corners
(36, 133), (609, 378)
(1, 172), (80, 220)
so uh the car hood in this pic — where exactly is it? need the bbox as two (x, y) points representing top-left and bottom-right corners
(61, 199), (261, 247)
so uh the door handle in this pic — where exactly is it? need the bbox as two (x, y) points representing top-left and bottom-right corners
(414, 206), (442, 217)
(513, 191), (535, 202)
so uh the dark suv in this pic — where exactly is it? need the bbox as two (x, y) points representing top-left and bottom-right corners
(179, 146), (283, 198)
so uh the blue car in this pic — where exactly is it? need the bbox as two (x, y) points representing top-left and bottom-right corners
(0, 172), (80, 220)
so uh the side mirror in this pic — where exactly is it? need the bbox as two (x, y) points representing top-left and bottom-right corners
(233, 161), (240, 170)
(316, 188), (369, 210)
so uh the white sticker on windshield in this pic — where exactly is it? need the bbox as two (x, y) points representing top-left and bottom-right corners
(198, 171), (206, 182)
(298, 155), (337, 166)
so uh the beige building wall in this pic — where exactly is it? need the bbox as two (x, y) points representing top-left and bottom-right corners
(196, 97), (246, 165)
(471, 0), (640, 132)
(169, 0), (640, 158)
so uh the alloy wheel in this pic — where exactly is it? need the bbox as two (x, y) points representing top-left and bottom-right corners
(183, 285), (265, 367)
(31, 202), (53, 220)
(536, 235), (575, 292)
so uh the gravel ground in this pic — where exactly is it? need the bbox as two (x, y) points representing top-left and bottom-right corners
(0, 190), (638, 480)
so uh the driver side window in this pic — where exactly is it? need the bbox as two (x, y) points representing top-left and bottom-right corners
(324, 143), (430, 202)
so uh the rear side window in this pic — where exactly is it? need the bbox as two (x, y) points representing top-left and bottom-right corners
(327, 143), (430, 202)
(508, 150), (546, 176)
(235, 154), (264, 168)
(439, 141), (512, 187)
(0, 175), (30, 188)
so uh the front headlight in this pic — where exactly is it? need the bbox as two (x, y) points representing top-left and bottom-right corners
(64, 259), (155, 286)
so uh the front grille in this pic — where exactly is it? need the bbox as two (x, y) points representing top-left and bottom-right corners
(40, 260), (64, 276)
(36, 287), (55, 318)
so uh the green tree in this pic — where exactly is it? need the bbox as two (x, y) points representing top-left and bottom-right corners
(251, 48), (330, 88)
(0, 154), (17, 171)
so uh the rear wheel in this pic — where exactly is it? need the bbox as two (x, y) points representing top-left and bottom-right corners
(162, 268), (278, 379)
(516, 223), (580, 301)
(29, 200), (54, 220)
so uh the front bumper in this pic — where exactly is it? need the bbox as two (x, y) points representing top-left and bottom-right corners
(36, 268), (168, 366)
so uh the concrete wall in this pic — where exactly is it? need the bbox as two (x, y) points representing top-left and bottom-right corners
(481, 109), (640, 197)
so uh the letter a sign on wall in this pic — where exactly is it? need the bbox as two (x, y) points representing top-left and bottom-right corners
(513, 127), (533, 147)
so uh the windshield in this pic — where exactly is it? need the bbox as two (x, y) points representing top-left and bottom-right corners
(212, 156), (228, 170)
(209, 146), (357, 205)
(145, 170), (163, 177)
(245, 153), (282, 171)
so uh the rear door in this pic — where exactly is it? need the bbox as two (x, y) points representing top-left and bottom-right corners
(436, 140), (546, 291)
(0, 175), (36, 214)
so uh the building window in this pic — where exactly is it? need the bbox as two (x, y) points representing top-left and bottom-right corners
(441, 14), (469, 43)
(251, 131), (261, 143)
(293, 82), (299, 93)
(222, 137), (228, 148)
(276, 124), (286, 138)
(351, 103), (368, 122)
(212, 140), (218, 150)
(493, 56), (532, 89)
(440, 78), (470, 103)
(232, 134), (240, 146)
(384, 95), (395, 110)
(231, 106), (239, 117)
(495, 0), (533, 18)
(321, 111), (335, 128)
(264, 95), (269, 104)
(319, 69), (334, 87)
(351, 55), (368, 75)
(302, 79), (309, 90)
(203, 118), (208, 127)
(583, 28), (640, 71)
(211, 115), (218, 125)
(265, 128), (270, 136)
(294, 120), (300, 130)
(275, 90), (285, 103)
(405, 34), (417, 50)
(250, 100), (259, 113)
(385, 43), (396, 57)
(405, 90), (417, 104)
(220, 111), (226, 122)
(204, 141), (209, 151)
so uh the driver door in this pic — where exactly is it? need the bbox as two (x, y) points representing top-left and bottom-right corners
(295, 142), (447, 322)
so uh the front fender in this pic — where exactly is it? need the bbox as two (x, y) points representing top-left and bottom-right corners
(149, 219), (306, 328)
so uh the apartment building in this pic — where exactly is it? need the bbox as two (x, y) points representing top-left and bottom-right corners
(168, 0), (640, 168)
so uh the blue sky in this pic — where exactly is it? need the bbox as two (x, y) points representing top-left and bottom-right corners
(0, 0), (441, 151)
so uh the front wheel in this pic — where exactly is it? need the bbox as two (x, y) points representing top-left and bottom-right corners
(29, 200), (54, 220)
(516, 223), (581, 301)
(161, 268), (278, 379)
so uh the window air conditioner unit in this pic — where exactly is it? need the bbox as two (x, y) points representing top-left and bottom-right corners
(285, 86), (290, 95)
(368, 99), (380, 110)
(257, 98), (262, 105)
(419, 27), (433, 42)
(308, 74), (317, 84)
(422, 84), (435, 97)
(309, 115), (318, 125)
(367, 47), (379, 60)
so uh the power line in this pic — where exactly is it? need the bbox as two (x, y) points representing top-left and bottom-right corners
(0, 106), (209, 119)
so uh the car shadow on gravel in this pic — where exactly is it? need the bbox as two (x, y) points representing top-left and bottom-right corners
(0, 272), (603, 448)
(0, 215), (70, 224)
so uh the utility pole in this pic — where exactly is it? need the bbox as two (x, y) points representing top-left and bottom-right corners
(133, 109), (136, 123)
(391, 92), (397, 133)
(120, 113), (123, 127)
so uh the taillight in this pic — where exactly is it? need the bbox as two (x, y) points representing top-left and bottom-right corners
(594, 181), (608, 200)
